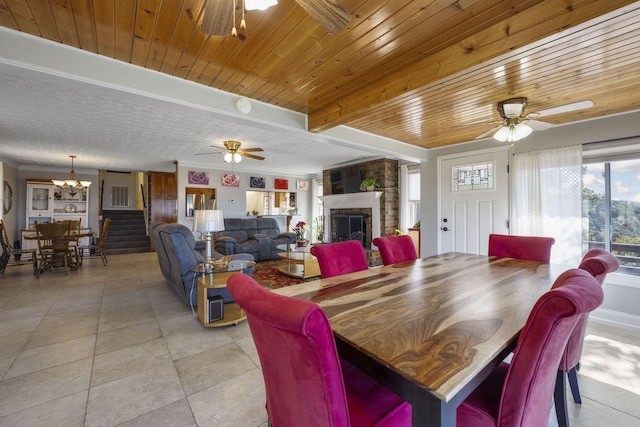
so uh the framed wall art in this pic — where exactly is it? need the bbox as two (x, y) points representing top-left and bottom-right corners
(250, 176), (265, 188)
(222, 174), (240, 187)
(274, 179), (288, 190)
(296, 180), (309, 191)
(188, 170), (209, 185)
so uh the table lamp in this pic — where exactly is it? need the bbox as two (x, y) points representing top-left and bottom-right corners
(193, 209), (225, 271)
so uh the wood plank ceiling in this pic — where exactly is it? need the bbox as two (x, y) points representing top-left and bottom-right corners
(1, 0), (639, 149)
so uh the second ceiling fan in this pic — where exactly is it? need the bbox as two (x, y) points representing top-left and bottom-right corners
(196, 140), (265, 163)
(201, 0), (351, 37)
(474, 98), (594, 142)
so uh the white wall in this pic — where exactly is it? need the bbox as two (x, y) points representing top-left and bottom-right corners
(421, 110), (640, 328)
(1, 162), (20, 245)
(176, 163), (315, 234)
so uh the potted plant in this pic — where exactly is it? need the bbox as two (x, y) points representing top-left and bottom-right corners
(360, 178), (379, 192)
(292, 221), (309, 247)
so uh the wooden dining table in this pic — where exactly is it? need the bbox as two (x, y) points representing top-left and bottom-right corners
(274, 252), (569, 427)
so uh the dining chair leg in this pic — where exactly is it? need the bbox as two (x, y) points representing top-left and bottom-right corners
(99, 249), (108, 266)
(567, 366), (582, 404)
(554, 369), (571, 427)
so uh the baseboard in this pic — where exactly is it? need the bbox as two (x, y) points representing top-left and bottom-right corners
(590, 308), (640, 329)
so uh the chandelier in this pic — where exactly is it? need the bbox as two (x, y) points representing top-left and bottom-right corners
(231, 0), (278, 38)
(52, 155), (92, 196)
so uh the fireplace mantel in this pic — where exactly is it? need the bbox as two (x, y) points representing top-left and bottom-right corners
(320, 192), (382, 247)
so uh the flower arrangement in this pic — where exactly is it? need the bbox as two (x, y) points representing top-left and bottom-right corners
(292, 221), (308, 241)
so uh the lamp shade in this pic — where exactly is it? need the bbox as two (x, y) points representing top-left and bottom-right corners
(193, 210), (225, 233)
(493, 123), (533, 142)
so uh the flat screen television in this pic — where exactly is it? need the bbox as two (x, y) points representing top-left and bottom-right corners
(330, 166), (362, 194)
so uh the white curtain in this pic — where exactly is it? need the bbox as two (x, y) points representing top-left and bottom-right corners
(513, 145), (583, 265)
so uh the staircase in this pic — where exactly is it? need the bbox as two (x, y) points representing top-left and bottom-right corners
(102, 210), (150, 255)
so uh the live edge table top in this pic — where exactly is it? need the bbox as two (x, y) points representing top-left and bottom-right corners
(274, 252), (569, 420)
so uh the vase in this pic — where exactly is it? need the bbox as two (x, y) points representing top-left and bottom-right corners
(296, 239), (309, 248)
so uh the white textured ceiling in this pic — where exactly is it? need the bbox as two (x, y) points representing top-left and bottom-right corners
(0, 31), (425, 177)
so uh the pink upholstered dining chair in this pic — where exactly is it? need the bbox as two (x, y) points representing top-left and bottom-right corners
(553, 249), (619, 427)
(227, 273), (412, 427)
(457, 269), (604, 427)
(310, 240), (369, 278)
(488, 233), (556, 263)
(372, 235), (418, 265)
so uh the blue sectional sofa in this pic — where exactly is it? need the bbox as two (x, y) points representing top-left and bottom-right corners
(149, 222), (254, 307)
(213, 217), (296, 261)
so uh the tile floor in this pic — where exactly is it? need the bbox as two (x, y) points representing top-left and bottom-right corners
(0, 252), (638, 426)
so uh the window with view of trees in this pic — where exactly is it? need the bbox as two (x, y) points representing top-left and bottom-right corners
(583, 159), (640, 275)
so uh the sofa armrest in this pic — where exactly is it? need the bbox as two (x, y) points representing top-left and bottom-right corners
(278, 232), (296, 240)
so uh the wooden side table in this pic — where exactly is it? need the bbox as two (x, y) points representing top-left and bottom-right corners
(196, 261), (255, 327)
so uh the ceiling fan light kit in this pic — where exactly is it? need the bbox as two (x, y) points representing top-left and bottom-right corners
(493, 97), (533, 142)
(493, 121), (533, 142)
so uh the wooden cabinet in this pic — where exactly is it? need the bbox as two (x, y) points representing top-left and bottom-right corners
(23, 180), (90, 250)
(408, 228), (420, 257)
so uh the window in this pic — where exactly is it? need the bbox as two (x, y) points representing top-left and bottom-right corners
(111, 186), (129, 208)
(583, 158), (640, 275)
(408, 169), (420, 228)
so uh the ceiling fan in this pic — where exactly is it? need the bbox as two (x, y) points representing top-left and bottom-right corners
(201, 0), (351, 37)
(474, 98), (594, 142)
(196, 140), (265, 163)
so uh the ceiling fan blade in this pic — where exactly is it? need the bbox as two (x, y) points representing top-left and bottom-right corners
(534, 100), (594, 117)
(202, 0), (233, 36)
(475, 125), (502, 140)
(242, 147), (264, 152)
(294, 0), (351, 34)
(243, 153), (265, 160)
(526, 119), (555, 131)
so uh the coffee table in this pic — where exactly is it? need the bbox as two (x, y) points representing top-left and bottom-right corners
(277, 244), (320, 279)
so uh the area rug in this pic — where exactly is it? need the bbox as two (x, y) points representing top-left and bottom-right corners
(252, 259), (315, 289)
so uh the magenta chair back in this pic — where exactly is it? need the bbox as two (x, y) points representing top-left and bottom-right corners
(310, 240), (369, 278)
(227, 273), (411, 427)
(457, 269), (604, 427)
(488, 233), (556, 263)
(372, 235), (417, 265)
(553, 249), (619, 427)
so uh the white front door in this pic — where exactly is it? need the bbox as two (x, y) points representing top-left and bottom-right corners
(438, 147), (510, 254)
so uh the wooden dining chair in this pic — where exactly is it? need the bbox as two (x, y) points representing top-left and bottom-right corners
(553, 249), (619, 427)
(372, 235), (418, 265)
(35, 222), (75, 276)
(227, 273), (412, 427)
(457, 269), (604, 427)
(488, 233), (556, 263)
(310, 240), (369, 278)
(0, 219), (37, 275)
(79, 218), (111, 266)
